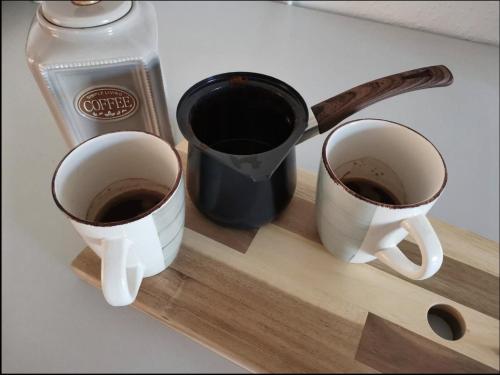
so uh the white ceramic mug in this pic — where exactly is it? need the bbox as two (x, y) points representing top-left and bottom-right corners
(316, 119), (447, 280)
(52, 131), (185, 306)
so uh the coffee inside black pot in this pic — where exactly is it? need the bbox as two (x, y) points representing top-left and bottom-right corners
(190, 84), (295, 155)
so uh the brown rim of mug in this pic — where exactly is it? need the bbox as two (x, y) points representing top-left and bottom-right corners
(321, 118), (448, 209)
(51, 130), (183, 227)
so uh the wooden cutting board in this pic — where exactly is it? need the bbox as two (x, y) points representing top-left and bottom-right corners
(72, 143), (499, 373)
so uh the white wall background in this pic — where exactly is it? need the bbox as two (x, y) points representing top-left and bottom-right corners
(290, 1), (500, 46)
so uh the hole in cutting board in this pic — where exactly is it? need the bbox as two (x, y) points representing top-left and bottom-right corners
(427, 304), (465, 340)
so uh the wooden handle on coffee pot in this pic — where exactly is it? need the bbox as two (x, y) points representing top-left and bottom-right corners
(299, 65), (453, 143)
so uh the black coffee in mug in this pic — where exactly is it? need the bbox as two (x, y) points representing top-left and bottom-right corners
(341, 177), (400, 205)
(94, 189), (165, 223)
(86, 178), (171, 224)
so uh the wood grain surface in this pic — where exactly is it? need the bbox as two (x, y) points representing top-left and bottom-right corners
(73, 247), (375, 373)
(72, 144), (499, 373)
(372, 241), (499, 320)
(356, 313), (497, 373)
(274, 194), (500, 320)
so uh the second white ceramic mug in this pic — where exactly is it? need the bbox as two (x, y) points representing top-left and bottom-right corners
(316, 119), (447, 280)
(52, 131), (185, 306)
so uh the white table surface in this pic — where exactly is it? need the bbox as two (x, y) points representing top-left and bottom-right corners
(2, 1), (499, 373)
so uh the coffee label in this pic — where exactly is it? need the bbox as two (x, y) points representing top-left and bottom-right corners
(75, 86), (139, 121)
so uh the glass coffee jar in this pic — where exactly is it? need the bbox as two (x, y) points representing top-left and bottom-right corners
(26, 1), (175, 147)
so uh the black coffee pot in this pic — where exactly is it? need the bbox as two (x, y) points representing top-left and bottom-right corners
(177, 66), (452, 228)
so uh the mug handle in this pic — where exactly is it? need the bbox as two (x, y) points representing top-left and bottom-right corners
(374, 215), (443, 280)
(101, 237), (144, 306)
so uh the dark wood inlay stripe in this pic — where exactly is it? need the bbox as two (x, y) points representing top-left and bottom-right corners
(355, 313), (498, 373)
(273, 194), (321, 243)
(179, 151), (258, 254)
(273, 196), (500, 319)
(184, 195), (257, 253)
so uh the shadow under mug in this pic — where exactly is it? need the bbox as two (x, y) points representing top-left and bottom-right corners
(52, 131), (185, 306)
(316, 119), (447, 280)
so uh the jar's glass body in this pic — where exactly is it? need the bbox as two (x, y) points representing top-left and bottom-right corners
(26, 1), (174, 147)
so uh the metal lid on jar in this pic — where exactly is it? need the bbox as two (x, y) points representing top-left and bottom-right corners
(41, 0), (132, 28)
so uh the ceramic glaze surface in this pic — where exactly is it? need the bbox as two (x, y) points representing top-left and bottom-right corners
(316, 119), (446, 280)
(52, 131), (184, 305)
